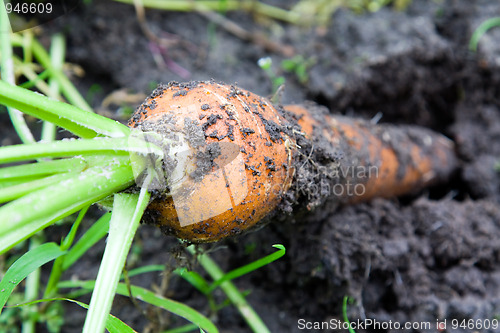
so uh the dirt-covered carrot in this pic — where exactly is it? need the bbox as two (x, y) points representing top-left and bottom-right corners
(128, 81), (457, 242)
(284, 104), (457, 204)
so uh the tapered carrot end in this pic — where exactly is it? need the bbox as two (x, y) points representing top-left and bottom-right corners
(354, 124), (458, 201)
(284, 104), (458, 203)
(128, 84), (458, 242)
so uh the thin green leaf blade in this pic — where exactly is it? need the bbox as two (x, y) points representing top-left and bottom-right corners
(188, 245), (271, 333)
(116, 284), (218, 333)
(163, 323), (200, 333)
(62, 212), (111, 270)
(58, 280), (218, 333)
(6, 297), (137, 333)
(124, 265), (165, 279)
(469, 17), (500, 52)
(0, 243), (65, 314)
(175, 268), (211, 295)
(75, 298), (138, 333)
(209, 244), (285, 291)
(44, 207), (90, 297)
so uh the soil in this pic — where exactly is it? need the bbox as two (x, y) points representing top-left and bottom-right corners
(10, 0), (500, 332)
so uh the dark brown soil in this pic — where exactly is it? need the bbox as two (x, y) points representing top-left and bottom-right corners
(25, 0), (500, 332)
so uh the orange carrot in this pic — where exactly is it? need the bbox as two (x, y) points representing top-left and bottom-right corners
(284, 104), (457, 204)
(128, 81), (457, 242)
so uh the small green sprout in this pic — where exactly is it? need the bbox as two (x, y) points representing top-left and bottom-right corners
(342, 296), (357, 333)
(469, 17), (500, 52)
(258, 57), (285, 94)
(281, 55), (316, 84)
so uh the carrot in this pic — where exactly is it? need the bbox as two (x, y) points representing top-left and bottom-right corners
(284, 104), (457, 204)
(128, 81), (457, 242)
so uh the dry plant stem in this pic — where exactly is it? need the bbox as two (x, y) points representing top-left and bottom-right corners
(128, 81), (457, 242)
(133, 0), (170, 46)
(133, 0), (293, 58)
(197, 9), (295, 57)
(132, 0), (191, 77)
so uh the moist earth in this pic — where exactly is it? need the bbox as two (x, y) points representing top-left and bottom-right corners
(21, 0), (500, 332)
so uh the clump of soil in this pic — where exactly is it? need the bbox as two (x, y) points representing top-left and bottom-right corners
(34, 0), (500, 332)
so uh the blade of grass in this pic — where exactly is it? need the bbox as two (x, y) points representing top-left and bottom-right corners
(112, 0), (301, 24)
(13, 56), (53, 97)
(10, 34), (92, 112)
(187, 245), (271, 333)
(18, 69), (50, 89)
(83, 189), (150, 333)
(207, 244), (285, 292)
(0, 242), (65, 314)
(44, 206), (90, 297)
(58, 280), (218, 333)
(113, 283), (217, 333)
(0, 80), (129, 138)
(22, 235), (44, 333)
(342, 296), (356, 333)
(174, 267), (211, 295)
(42, 33), (66, 142)
(7, 298), (137, 333)
(469, 17), (500, 52)
(122, 264), (165, 279)
(21, 31), (34, 63)
(61, 212), (111, 271)
(174, 266), (217, 314)
(163, 323), (200, 333)
(0, 0), (36, 143)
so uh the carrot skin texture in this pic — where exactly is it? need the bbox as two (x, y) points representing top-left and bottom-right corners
(129, 82), (293, 242)
(285, 104), (457, 203)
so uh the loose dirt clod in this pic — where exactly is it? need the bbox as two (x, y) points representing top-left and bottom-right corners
(128, 81), (458, 242)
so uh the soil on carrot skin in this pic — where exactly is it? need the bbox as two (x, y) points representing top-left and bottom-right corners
(27, 0), (500, 332)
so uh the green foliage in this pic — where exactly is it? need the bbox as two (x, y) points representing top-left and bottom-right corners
(0, 3), (287, 332)
(5, 297), (137, 333)
(342, 296), (356, 333)
(291, 0), (412, 26)
(86, 83), (103, 106)
(113, 0), (302, 25)
(469, 17), (500, 52)
(348, 0), (412, 13)
(0, 292), (23, 333)
(258, 57), (285, 94)
(0, 243), (65, 313)
(281, 55), (316, 84)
